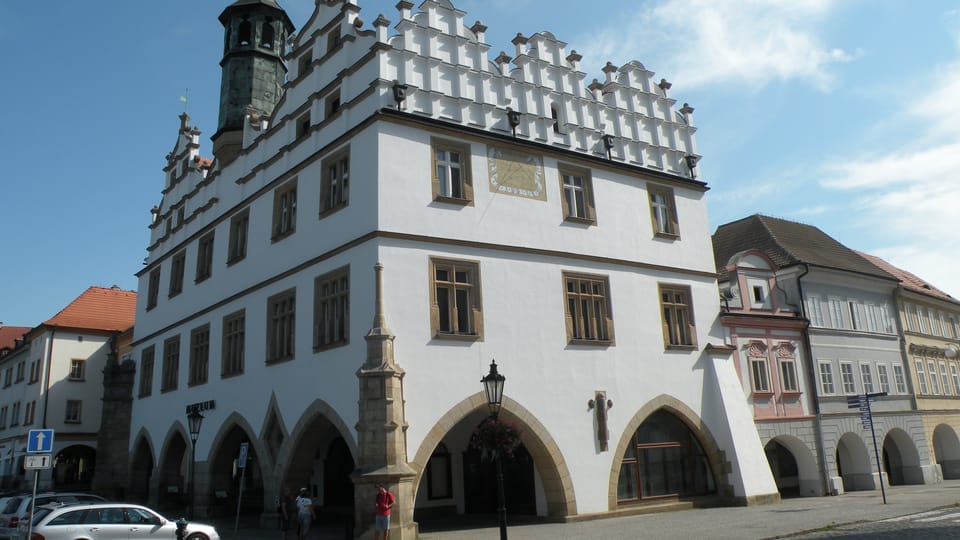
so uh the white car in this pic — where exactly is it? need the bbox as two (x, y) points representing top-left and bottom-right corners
(0, 493), (105, 540)
(18, 502), (220, 540)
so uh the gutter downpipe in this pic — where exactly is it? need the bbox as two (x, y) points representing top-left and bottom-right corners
(891, 288), (918, 410)
(41, 326), (56, 428)
(796, 265), (833, 495)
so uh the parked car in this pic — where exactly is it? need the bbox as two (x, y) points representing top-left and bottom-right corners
(17, 502), (220, 540)
(0, 493), (105, 540)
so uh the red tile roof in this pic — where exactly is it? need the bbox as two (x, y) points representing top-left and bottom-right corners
(857, 251), (958, 304)
(0, 326), (30, 351)
(43, 286), (137, 332)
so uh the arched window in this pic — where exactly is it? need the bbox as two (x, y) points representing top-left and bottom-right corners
(617, 410), (715, 502)
(238, 19), (251, 46)
(260, 19), (275, 49)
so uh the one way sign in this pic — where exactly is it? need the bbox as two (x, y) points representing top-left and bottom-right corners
(27, 429), (54, 453)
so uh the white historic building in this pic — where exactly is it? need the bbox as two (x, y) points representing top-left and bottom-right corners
(129, 1), (778, 536)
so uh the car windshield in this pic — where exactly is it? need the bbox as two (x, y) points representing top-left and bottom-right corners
(31, 508), (53, 525)
(1, 497), (23, 514)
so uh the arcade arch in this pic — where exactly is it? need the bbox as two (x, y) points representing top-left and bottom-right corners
(932, 423), (960, 479)
(836, 432), (873, 492)
(882, 428), (922, 485)
(764, 435), (819, 497)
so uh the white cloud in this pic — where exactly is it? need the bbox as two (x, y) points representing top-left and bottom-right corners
(576, 0), (855, 91)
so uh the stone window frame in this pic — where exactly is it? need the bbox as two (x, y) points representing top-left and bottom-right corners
(558, 163), (596, 224)
(745, 342), (771, 395)
(563, 271), (615, 346)
(195, 231), (215, 283)
(320, 147), (350, 216)
(147, 268), (161, 310)
(267, 288), (297, 364)
(227, 208), (249, 265)
(68, 359), (86, 382)
(189, 324), (210, 387)
(429, 257), (483, 341)
(222, 310), (246, 378)
(647, 184), (679, 239)
(64, 400), (82, 424)
(139, 346), (155, 398)
(430, 138), (473, 205)
(272, 178), (298, 242)
(169, 250), (186, 297)
(313, 266), (350, 351)
(658, 283), (696, 350)
(161, 336), (180, 393)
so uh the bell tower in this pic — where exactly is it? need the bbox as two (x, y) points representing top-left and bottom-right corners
(211, 0), (294, 165)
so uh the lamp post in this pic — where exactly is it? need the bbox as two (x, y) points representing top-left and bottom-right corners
(187, 409), (204, 520)
(481, 360), (507, 540)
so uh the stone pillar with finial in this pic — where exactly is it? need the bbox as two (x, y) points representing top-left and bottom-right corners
(353, 263), (417, 538)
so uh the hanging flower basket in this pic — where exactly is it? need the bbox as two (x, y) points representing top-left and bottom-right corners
(470, 417), (523, 460)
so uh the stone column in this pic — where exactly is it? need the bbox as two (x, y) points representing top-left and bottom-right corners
(91, 345), (135, 500)
(353, 264), (417, 539)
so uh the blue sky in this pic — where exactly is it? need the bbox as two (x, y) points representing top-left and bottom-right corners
(2, 0), (959, 327)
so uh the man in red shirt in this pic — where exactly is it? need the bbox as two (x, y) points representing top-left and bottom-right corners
(374, 483), (395, 540)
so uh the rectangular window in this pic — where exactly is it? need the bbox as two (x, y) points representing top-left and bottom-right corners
(169, 250), (186, 297)
(749, 356), (770, 393)
(840, 362), (856, 394)
(805, 296), (825, 327)
(321, 151), (350, 214)
(14, 361), (23, 383)
(139, 346), (155, 398)
(228, 209), (249, 264)
(940, 362), (951, 395)
(563, 273), (615, 344)
(9, 402), (19, 426)
(29, 360), (40, 384)
(3, 369), (9, 387)
(929, 308), (942, 336)
(296, 113), (310, 139)
(929, 361), (942, 395)
(267, 289), (296, 363)
(272, 179), (298, 240)
(915, 359), (929, 394)
(68, 359), (86, 381)
(298, 51), (312, 77)
(147, 268), (161, 310)
(828, 298), (845, 329)
(952, 364), (960, 396)
(189, 324), (210, 387)
(431, 259), (483, 339)
(431, 139), (473, 203)
(904, 303), (917, 332)
(195, 232), (215, 283)
(848, 301), (864, 330)
(780, 357), (799, 392)
(314, 268), (349, 350)
(917, 305), (929, 334)
(659, 284), (696, 348)
(325, 89), (341, 118)
(893, 364), (907, 394)
(161, 336), (180, 392)
(859, 363), (874, 394)
(22, 402), (32, 426)
(0, 407), (7, 429)
(222, 310), (245, 378)
(559, 165), (595, 223)
(64, 400), (82, 423)
(648, 186), (678, 237)
(877, 364), (890, 394)
(941, 312), (951, 338)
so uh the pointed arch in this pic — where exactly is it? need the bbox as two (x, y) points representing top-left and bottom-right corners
(411, 392), (576, 517)
(608, 394), (730, 509)
(207, 411), (271, 472)
(129, 428), (156, 504)
(275, 398), (357, 488)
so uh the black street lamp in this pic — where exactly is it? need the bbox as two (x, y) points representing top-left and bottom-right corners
(481, 360), (508, 540)
(187, 409), (204, 520)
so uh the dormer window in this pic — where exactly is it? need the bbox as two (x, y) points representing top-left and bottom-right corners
(260, 20), (275, 49)
(238, 19), (252, 46)
(746, 278), (771, 310)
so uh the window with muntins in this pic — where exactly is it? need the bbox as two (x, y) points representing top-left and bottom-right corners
(228, 209), (249, 264)
(564, 273), (615, 344)
(915, 359), (928, 394)
(750, 355), (770, 393)
(929, 361), (941, 395)
(314, 268), (349, 350)
(139, 346), (154, 398)
(940, 362), (951, 395)
(321, 151), (350, 214)
(805, 296), (825, 326)
(430, 258), (483, 339)
(877, 364), (890, 394)
(147, 268), (161, 310)
(859, 363), (874, 394)
(169, 250), (186, 297)
(893, 364), (907, 394)
(779, 351), (799, 393)
(648, 186), (679, 237)
(267, 289), (296, 363)
(904, 303), (917, 332)
(952, 364), (960, 396)
(161, 336), (180, 392)
(840, 363), (856, 394)
(272, 180), (297, 240)
(68, 359), (85, 381)
(196, 232), (214, 283)
(189, 324), (210, 386)
(222, 310), (245, 377)
(559, 165), (596, 223)
(818, 362), (835, 394)
(64, 400), (81, 423)
(431, 139), (472, 203)
(659, 284), (696, 348)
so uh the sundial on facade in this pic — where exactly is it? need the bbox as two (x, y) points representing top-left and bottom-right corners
(486, 146), (546, 201)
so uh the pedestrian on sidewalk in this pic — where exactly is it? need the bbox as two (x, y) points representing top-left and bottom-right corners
(374, 483), (395, 540)
(280, 487), (297, 540)
(295, 487), (315, 540)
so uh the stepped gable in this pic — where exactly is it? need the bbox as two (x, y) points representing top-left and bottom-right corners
(713, 214), (898, 282)
(858, 251), (957, 302)
(43, 286), (137, 332)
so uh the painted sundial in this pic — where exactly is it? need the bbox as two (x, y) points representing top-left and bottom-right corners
(486, 146), (546, 201)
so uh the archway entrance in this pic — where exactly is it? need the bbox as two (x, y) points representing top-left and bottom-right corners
(462, 433), (535, 515)
(158, 433), (188, 513)
(129, 437), (154, 504)
(53, 445), (96, 491)
(836, 433), (873, 492)
(616, 410), (715, 502)
(208, 425), (264, 518)
(882, 428), (923, 485)
(933, 424), (960, 479)
(762, 435), (821, 497)
(284, 412), (356, 528)
(764, 440), (799, 497)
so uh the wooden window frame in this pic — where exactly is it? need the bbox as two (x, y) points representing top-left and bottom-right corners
(877, 364), (890, 394)
(267, 288), (297, 363)
(189, 324), (210, 387)
(563, 272), (615, 345)
(818, 361), (835, 395)
(139, 346), (155, 398)
(68, 359), (86, 381)
(313, 267), (350, 351)
(658, 283), (696, 349)
(169, 251), (186, 297)
(839, 362), (856, 395)
(648, 185), (679, 238)
(64, 400), (82, 424)
(431, 138), (473, 205)
(749, 354), (771, 394)
(859, 362), (875, 394)
(558, 164), (596, 224)
(272, 179), (298, 241)
(320, 148), (350, 216)
(228, 209), (249, 265)
(147, 268), (161, 310)
(429, 258), (483, 340)
(222, 310), (246, 378)
(893, 364), (907, 394)
(195, 232), (215, 283)
(161, 336), (180, 393)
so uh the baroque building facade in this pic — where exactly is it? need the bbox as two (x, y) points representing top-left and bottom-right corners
(129, 1), (779, 536)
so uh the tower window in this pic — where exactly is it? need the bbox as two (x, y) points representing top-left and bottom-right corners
(238, 20), (251, 46)
(261, 20), (275, 50)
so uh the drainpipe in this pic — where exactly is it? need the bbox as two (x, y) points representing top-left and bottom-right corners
(795, 265), (833, 495)
(890, 288), (918, 410)
(41, 326), (56, 428)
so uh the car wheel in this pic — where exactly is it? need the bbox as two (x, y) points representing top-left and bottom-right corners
(185, 534), (209, 540)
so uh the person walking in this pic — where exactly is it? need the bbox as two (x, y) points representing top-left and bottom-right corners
(295, 487), (316, 540)
(280, 487), (297, 540)
(374, 483), (395, 540)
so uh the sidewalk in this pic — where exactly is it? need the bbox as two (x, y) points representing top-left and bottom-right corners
(219, 480), (960, 540)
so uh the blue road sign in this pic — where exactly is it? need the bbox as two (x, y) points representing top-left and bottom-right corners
(27, 429), (54, 453)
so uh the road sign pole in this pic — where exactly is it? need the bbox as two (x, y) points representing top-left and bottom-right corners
(27, 468), (39, 540)
(866, 396), (887, 504)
